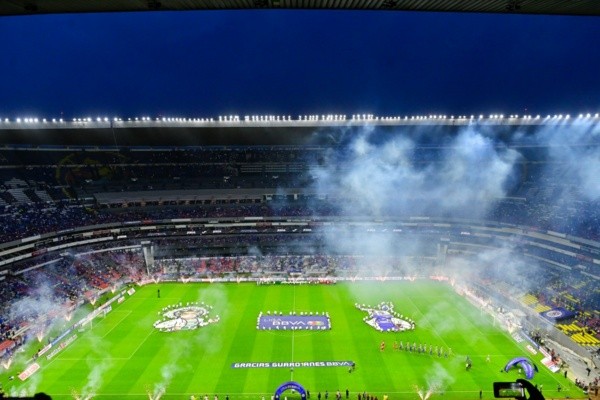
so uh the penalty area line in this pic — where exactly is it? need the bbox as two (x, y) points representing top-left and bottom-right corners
(127, 329), (156, 360)
(56, 357), (131, 361)
(102, 310), (133, 339)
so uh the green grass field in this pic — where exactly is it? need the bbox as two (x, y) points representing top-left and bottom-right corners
(1, 281), (586, 400)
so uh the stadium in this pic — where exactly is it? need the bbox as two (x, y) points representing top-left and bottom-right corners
(2, 1), (600, 399)
(0, 113), (599, 400)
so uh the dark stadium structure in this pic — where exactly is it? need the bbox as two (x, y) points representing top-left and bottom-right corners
(0, 116), (599, 397)
(1, 0), (600, 17)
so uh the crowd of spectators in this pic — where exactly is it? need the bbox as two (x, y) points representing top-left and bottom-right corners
(1, 195), (600, 246)
(0, 145), (599, 362)
(0, 249), (145, 345)
(153, 255), (436, 281)
(0, 147), (320, 197)
(460, 250), (600, 346)
(155, 254), (359, 278)
(0, 201), (340, 245)
(575, 376), (599, 395)
(1, 145), (600, 242)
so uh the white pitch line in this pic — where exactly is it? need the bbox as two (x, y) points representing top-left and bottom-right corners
(127, 329), (156, 360)
(57, 357), (131, 361)
(293, 283), (297, 311)
(291, 329), (296, 363)
(404, 295), (452, 351)
(290, 284), (297, 380)
(47, 389), (507, 397)
(102, 310), (133, 338)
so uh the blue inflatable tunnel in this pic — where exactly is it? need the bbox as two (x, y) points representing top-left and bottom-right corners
(274, 381), (307, 400)
(503, 357), (539, 379)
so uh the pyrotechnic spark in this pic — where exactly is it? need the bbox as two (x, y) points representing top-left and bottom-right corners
(1, 358), (12, 369)
(145, 383), (165, 400)
(413, 385), (424, 400)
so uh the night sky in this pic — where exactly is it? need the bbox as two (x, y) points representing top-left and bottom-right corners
(1, 9), (599, 118)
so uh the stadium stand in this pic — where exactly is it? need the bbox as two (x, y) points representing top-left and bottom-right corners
(0, 125), (598, 382)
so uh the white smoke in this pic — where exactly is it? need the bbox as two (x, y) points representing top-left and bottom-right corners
(194, 285), (228, 354)
(144, 286), (228, 398)
(79, 359), (112, 399)
(311, 125), (520, 221)
(425, 361), (456, 394)
(76, 332), (114, 398)
(10, 369), (42, 397)
(534, 120), (600, 201)
(247, 245), (264, 257)
(414, 361), (460, 400)
(417, 301), (461, 335)
(152, 361), (180, 400)
(308, 124), (522, 283)
(150, 335), (192, 399)
(305, 121), (595, 323)
(8, 282), (72, 348)
(9, 284), (60, 323)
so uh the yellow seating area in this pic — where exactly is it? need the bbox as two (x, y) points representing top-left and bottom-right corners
(557, 323), (580, 333)
(562, 292), (579, 305)
(521, 294), (552, 313)
(520, 294), (599, 348)
(557, 323), (600, 347)
(534, 304), (551, 313)
(520, 293), (552, 313)
(572, 281), (586, 290)
(571, 332), (600, 346)
(521, 294), (538, 306)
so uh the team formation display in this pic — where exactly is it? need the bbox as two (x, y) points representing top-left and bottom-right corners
(0, 281), (589, 400)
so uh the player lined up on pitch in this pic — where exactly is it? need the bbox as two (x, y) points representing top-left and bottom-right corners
(379, 340), (453, 358)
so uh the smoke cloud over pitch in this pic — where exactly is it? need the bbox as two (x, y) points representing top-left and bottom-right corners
(9, 284), (60, 323)
(308, 119), (599, 290)
(308, 124), (522, 275)
(534, 121), (600, 201)
(311, 125), (520, 220)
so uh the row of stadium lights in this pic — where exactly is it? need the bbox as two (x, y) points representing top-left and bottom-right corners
(1, 113), (600, 124)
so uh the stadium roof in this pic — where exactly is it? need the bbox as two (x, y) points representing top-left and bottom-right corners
(1, 113), (597, 146)
(1, 0), (600, 17)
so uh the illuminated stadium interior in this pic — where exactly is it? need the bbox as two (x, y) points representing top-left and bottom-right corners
(0, 115), (598, 399)
(2, 0), (600, 396)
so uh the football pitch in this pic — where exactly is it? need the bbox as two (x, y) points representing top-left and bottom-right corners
(3, 281), (586, 400)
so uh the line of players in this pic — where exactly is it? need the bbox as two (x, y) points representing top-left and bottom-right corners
(379, 340), (452, 358)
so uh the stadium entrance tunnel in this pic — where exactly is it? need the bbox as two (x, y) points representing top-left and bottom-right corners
(274, 381), (307, 400)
